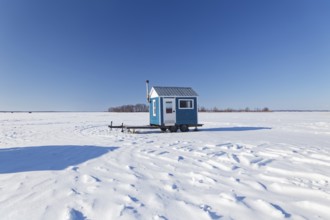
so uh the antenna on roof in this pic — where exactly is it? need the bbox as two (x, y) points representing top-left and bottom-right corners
(146, 80), (150, 103)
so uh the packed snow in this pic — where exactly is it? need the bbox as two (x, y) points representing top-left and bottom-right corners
(0, 112), (329, 220)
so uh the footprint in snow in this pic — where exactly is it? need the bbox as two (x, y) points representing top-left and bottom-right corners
(248, 199), (291, 218)
(258, 159), (274, 167)
(190, 172), (217, 185)
(124, 195), (145, 207)
(71, 188), (80, 195)
(219, 192), (246, 203)
(200, 204), (222, 219)
(127, 165), (135, 170)
(164, 183), (179, 191)
(158, 151), (169, 155)
(231, 154), (240, 163)
(81, 174), (101, 184)
(177, 156), (184, 161)
(71, 166), (79, 172)
(208, 151), (226, 157)
(67, 208), (87, 220)
(216, 143), (233, 149)
(153, 215), (168, 220)
(119, 205), (139, 217)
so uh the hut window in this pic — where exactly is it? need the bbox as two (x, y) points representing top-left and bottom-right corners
(152, 100), (156, 116)
(179, 99), (194, 109)
(166, 101), (173, 113)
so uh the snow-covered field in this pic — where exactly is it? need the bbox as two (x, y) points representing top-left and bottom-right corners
(0, 112), (329, 220)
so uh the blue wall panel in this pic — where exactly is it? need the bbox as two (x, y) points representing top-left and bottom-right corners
(175, 97), (198, 125)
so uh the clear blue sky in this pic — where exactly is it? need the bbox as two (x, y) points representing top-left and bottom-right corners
(1, 0), (329, 111)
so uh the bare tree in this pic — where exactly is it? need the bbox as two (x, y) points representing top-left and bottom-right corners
(108, 104), (149, 112)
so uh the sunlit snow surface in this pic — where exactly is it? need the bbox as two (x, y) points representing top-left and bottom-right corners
(0, 112), (329, 220)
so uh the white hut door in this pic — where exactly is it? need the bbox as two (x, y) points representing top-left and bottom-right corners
(163, 98), (176, 125)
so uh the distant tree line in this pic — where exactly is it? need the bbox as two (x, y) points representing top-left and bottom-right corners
(198, 107), (271, 112)
(108, 104), (270, 113)
(108, 104), (149, 112)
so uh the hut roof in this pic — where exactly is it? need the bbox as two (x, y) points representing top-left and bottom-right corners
(152, 86), (198, 97)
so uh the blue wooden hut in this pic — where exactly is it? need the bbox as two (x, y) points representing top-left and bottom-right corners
(147, 83), (200, 132)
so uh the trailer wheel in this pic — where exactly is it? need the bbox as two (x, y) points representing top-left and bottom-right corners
(180, 124), (189, 132)
(169, 125), (178, 132)
(160, 126), (167, 132)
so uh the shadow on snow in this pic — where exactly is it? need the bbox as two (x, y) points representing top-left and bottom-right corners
(0, 145), (118, 174)
(201, 127), (272, 132)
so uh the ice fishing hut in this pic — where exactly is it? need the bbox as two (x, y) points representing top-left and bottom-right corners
(146, 80), (201, 132)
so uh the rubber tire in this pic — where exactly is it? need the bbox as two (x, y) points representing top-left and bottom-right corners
(180, 124), (189, 132)
(160, 126), (167, 132)
(169, 125), (178, 132)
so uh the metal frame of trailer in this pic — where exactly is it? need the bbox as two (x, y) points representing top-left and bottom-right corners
(108, 121), (203, 133)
